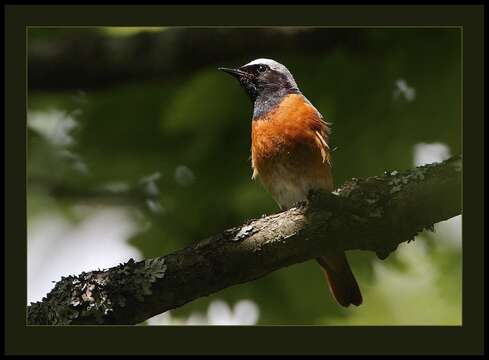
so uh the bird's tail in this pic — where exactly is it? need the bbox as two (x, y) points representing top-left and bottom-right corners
(317, 253), (362, 307)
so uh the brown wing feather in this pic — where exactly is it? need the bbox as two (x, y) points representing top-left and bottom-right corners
(314, 130), (331, 166)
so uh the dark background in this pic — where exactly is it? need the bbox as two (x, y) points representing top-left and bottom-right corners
(27, 27), (462, 325)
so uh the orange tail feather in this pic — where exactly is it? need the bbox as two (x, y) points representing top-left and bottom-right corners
(317, 253), (362, 307)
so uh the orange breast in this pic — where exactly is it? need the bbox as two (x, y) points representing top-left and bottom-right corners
(251, 94), (333, 209)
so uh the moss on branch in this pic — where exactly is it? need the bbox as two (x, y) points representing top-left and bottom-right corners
(27, 155), (461, 325)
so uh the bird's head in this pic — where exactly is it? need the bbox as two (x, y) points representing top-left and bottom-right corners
(219, 58), (300, 102)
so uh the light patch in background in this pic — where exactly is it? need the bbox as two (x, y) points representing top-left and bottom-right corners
(28, 109), (78, 147)
(393, 78), (416, 102)
(175, 165), (195, 187)
(413, 142), (451, 167)
(28, 108), (90, 175)
(147, 299), (260, 326)
(138, 172), (164, 213)
(58, 149), (90, 175)
(432, 215), (462, 250)
(146, 199), (164, 214)
(413, 142), (461, 249)
(28, 206), (142, 304)
(323, 242), (461, 325)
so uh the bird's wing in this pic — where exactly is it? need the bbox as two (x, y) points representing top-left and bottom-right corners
(314, 130), (331, 166)
(311, 112), (332, 167)
(302, 96), (332, 166)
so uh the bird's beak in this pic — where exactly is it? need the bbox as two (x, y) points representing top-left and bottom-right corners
(218, 67), (249, 79)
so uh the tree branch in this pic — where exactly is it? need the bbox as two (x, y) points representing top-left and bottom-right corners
(27, 156), (461, 325)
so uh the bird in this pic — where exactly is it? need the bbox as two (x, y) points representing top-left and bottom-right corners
(219, 58), (362, 307)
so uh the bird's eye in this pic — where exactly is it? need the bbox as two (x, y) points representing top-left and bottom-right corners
(257, 65), (268, 73)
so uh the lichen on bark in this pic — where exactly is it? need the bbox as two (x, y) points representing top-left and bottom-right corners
(27, 155), (461, 325)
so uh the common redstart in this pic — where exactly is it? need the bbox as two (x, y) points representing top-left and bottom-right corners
(219, 58), (362, 307)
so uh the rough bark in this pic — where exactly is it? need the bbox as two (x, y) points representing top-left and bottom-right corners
(27, 155), (461, 325)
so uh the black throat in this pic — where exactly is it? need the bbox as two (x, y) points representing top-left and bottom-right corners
(252, 87), (301, 120)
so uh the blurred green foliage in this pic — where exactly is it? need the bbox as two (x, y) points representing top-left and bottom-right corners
(27, 27), (461, 325)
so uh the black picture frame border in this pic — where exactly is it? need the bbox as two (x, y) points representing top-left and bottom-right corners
(5, 4), (484, 355)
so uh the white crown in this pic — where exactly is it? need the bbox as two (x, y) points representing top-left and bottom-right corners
(243, 58), (298, 89)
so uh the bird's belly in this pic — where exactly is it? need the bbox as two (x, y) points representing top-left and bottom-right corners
(258, 161), (321, 210)
(252, 137), (333, 209)
(265, 175), (309, 210)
